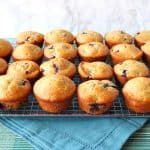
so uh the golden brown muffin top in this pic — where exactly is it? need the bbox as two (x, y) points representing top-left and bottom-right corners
(0, 75), (31, 101)
(44, 29), (74, 44)
(33, 75), (76, 101)
(44, 43), (77, 60)
(78, 61), (113, 80)
(0, 39), (13, 57)
(110, 44), (142, 59)
(7, 60), (40, 80)
(78, 42), (109, 58)
(16, 31), (44, 45)
(76, 30), (103, 45)
(40, 58), (76, 77)
(0, 58), (8, 74)
(141, 41), (150, 55)
(122, 77), (150, 102)
(12, 43), (43, 61)
(135, 31), (150, 45)
(114, 60), (149, 78)
(78, 80), (119, 103)
(105, 30), (132, 46)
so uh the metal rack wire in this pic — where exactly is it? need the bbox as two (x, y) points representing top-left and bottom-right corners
(0, 39), (149, 117)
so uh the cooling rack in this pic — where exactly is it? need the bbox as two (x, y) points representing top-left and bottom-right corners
(0, 38), (149, 117)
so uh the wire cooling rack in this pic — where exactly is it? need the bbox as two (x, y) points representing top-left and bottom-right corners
(0, 38), (149, 117)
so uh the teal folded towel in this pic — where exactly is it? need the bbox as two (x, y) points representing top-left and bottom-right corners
(0, 117), (148, 150)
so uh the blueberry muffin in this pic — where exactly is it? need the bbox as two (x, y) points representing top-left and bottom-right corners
(40, 58), (76, 78)
(114, 60), (149, 85)
(77, 80), (119, 115)
(7, 60), (40, 83)
(122, 77), (150, 113)
(0, 58), (8, 75)
(0, 75), (31, 110)
(12, 43), (43, 63)
(76, 30), (103, 45)
(78, 42), (109, 61)
(16, 31), (44, 47)
(44, 29), (75, 45)
(141, 41), (150, 64)
(105, 30), (133, 48)
(110, 44), (143, 64)
(78, 61), (113, 81)
(33, 75), (76, 113)
(0, 39), (13, 60)
(44, 43), (77, 60)
(135, 31), (150, 47)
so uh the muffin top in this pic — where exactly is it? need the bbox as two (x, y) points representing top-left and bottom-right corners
(0, 58), (8, 74)
(76, 30), (103, 45)
(78, 80), (119, 103)
(141, 41), (150, 55)
(135, 31), (150, 45)
(114, 60), (149, 78)
(0, 39), (13, 57)
(78, 42), (109, 58)
(110, 44), (143, 61)
(33, 75), (76, 101)
(7, 60), (40, 80)
(12, 43), (43, 61)
(105, 30), (132, 47)
(40, 58), (76, 77)
(78, 61), (113, 80)
(16, 31), (44, 46)
(0, 75), (31, 101)
(44, 29), (74, 44)
(122, 77), (150, 102)
(44, 43), (77, 60)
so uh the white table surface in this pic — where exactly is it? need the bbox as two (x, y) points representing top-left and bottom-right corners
(0, 0), (150, 37)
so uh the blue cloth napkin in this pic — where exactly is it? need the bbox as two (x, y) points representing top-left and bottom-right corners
(0, 117), (148, 150)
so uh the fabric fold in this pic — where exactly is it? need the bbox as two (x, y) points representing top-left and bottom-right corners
(0, 117), (148, 150)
